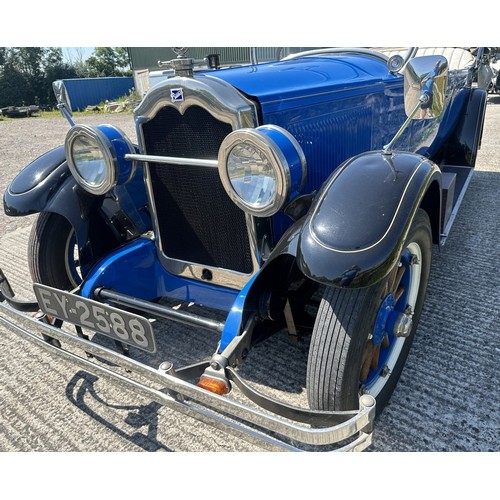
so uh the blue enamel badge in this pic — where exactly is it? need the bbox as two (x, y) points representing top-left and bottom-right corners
(171, 88), (184, 102)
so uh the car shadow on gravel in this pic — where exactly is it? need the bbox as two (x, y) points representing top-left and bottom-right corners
(66, 370), (173, 452)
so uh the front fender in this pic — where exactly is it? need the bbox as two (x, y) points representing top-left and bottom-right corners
(4, 149), (109, 270)
(4, 146), (70, 216)
(3, 146), (150, 272)
(3, 146), (95, 260)
(297, 151), (441, 288)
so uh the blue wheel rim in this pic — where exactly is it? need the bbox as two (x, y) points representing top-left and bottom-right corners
(362, 248), (415, 392)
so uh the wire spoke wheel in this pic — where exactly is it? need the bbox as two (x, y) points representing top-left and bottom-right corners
(306, 209), (432, 413)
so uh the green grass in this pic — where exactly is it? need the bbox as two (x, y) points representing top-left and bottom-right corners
(0, 108), (133, 121)
(0, 90), (140, 121)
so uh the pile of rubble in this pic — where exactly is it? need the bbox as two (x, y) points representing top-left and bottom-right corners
(84, 99), (141, 114)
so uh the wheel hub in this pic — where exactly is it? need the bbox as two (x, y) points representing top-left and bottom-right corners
(373, 294), (396, 344)
(373, 287), (414, 342)
(389, 307), (413, 337)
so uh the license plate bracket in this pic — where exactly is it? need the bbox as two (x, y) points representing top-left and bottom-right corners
(33, 284), (156, 353)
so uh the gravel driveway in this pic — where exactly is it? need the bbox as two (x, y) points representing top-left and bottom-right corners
(0, 97), (499, 453)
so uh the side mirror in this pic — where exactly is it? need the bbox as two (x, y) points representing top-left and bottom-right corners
(383, 54), (449, 153)
(52, 80), (74, 126)
(404, 55), (448, 120)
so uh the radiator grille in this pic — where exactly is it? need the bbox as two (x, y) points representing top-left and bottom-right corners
(142, 105), (253, 274)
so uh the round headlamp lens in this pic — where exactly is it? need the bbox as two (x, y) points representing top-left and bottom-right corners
(65, 124), (134, 196)
(72, 135), (108, 187)
(219, 126), (306, 217)
(227, 142), (277, 209)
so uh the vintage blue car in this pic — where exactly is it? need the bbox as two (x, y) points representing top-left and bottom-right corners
(0, 47), (488, 451)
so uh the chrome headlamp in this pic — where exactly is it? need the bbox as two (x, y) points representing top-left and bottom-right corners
(218, 125), (306, 217)
(65, 124), (136, 195)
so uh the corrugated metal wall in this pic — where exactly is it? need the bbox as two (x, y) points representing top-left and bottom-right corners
(128, 47), (321, 70)
(61, 77), (134, 111)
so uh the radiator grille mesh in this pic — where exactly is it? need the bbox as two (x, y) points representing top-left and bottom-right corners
(142, 105), (253, 273)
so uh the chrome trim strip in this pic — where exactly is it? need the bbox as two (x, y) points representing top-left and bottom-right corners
(134, 75), (262, 290)
(0, 302), (375, 451)
(125, 153), (218, 168)
(250, 48), (258, 66)
(283, 47), (389, 63)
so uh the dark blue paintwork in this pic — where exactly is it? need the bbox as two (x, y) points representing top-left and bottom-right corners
(216, 55), (408, 193)
(215, 55), (469, 175)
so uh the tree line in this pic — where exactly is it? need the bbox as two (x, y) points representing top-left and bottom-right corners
(0, 47), (131, 108)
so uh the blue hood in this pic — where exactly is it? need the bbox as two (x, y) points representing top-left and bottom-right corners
(211, 54), (396, 112)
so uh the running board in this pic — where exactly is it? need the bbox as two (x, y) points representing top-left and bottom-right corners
(440, 165), (474, 245)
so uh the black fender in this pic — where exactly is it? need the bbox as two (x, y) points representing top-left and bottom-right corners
(296, 151), (441, 288)
(4, 146), (70, 215)
(3, 147), (94, 243)
(3, 146), (150, 272)
(440, 87), (487, 167)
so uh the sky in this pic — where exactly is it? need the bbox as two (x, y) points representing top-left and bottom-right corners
(3, 1), (498, 52)
(61, 47), (95, 64)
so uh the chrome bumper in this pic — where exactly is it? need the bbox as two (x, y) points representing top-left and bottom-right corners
(0, 301), (376, 452)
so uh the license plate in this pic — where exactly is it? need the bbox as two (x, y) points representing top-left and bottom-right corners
(33, 284), (156, 353)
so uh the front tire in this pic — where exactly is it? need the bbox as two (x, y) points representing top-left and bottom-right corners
(306, 209), (432, 413)
(28, 212), (82, 290)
